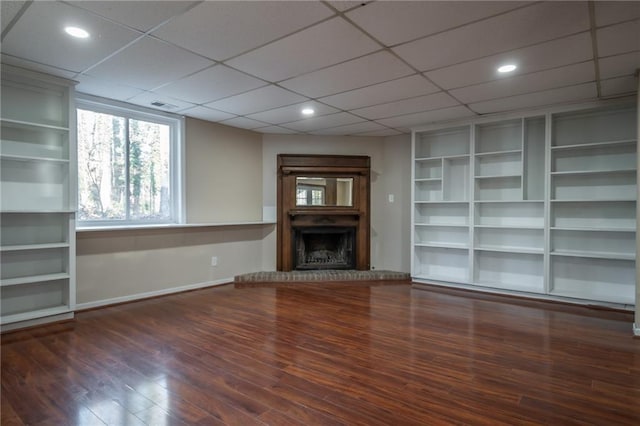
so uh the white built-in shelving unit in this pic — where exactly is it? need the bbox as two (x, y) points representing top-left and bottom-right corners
(1, 65), (77, 331)
(412, 103), (637, 305)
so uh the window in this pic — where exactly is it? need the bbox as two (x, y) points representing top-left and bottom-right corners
(76, 96), (183, 226)
(296, 185), (325, 206)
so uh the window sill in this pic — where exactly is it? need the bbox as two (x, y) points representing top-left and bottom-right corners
(76, 221), (276, 233)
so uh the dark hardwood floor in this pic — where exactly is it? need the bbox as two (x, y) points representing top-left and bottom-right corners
(2, 283), (639, 425)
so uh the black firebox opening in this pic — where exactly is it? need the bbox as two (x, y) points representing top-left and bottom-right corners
(293, 227), (356, 270)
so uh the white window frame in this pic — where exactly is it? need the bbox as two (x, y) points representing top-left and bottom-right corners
(76, 94), (185, 228)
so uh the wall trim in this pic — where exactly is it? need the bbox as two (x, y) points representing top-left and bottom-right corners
(634, 323), (640, 337)
(75, 278), (233, 311)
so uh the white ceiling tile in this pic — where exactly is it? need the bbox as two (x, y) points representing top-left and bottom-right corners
(67, 1), (199, 32)
(450, 62), (595, 104)
(180, 106), (236, 122)
(347, 1), (526, 46)
(600, 75), (638, 97)
(279, 51), (414, 98)
(318, 75), (439, 110)
(327, 1), (371, 13)
(425, 32), (593, 90)
(377, 106), (476, 130)
(155, 65), (267, 104)
(152, 1), (334, 61)
(246, 102), (339, 125)
(1, 1), (142, 73)
(469, 83), (597, 114)
(127, 92), (196, 112)
(353, 128), (404, 137)
(310, 121), (388, 136)
(283, 112), (365, 132)
(219, 117), (269, 130)
(0, 54), (77, 79)
(393, 2), (590, 71)
(352, 92), (460, 120)
(594, 1), (640, 27)
(599, 51), (640, 79)
(227, 17), (380, 81)
(254, 125), (299, 135)
(597, 20), (640, 57)
(205, 85), (307, 115)
(88, 36), (213, 90)
(76, 74), (145, 101)
(1, 0), (27, 34)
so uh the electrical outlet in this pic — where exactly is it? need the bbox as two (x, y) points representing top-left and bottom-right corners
(211, 256), (218, 267)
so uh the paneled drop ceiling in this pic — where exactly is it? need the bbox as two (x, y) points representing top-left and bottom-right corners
(1, 1), (638, 136)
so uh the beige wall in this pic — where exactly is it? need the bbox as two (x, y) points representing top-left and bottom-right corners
(379, 134), (412, 272)
(76, 120), (412, 307)
(76, 118), (271, 307)
(186, 118), (263, 222)
(75, 225), (271, 306)
(260, 133), (411, 272)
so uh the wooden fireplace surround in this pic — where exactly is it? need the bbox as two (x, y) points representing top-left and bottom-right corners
(277, 154), (370, 271)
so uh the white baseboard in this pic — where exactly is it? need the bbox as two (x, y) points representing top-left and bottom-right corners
(412, 279), (634, 311)
(75, 278), (233, 311)
(1, 312), (74, 333)
(634, 323), (640, 337)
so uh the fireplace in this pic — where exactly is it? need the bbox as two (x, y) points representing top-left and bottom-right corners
(294, 227), (355, 270)
(277, 154), (370, 271)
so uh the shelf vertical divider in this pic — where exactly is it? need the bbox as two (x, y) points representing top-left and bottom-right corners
(543, 112), (552, 295)
(469, 124), (476, 284)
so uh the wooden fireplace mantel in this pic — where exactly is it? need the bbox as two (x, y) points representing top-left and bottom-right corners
(277, 154), (371, 271)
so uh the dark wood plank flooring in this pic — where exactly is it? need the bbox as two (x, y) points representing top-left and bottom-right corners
(2, 283), (639, 425)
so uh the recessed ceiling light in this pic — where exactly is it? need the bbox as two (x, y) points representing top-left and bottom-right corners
(64, 26), (90, 39)
(497, 64), (517, 73)
(301, 108), (315, 116)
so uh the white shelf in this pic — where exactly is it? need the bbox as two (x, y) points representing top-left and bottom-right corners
(415, 223), (468, 228)
(474, 279), (543, 294)
(0, 153), (70, 164)
(0, 305), (71, 325)
(550, 198), (636, 202)
(474, 174), (522, 179)
(1, 65), (76, 330)
(475, 224), (543, 230)
(0, 243), (69, 252)
(551, 139), (636, 151)
(415, 154), (469, 161)
(550, 255), (635, 304)
(475, 246), (544, 254)
(413, 274), (466, 284)
(0, 272), (70, 287)
(415, 242), (468, 249)
(551, 250), (634, 260)
(1, 207), (75, 213)
(0, 117), (69, 132)
(415, 200), (469, 204)
(550, 169), (636, 177)
(551, 226), (635, 233)
(474, 149), (522, 157)
(474, 200), (543, 203)
(412, 104), (636, 306)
